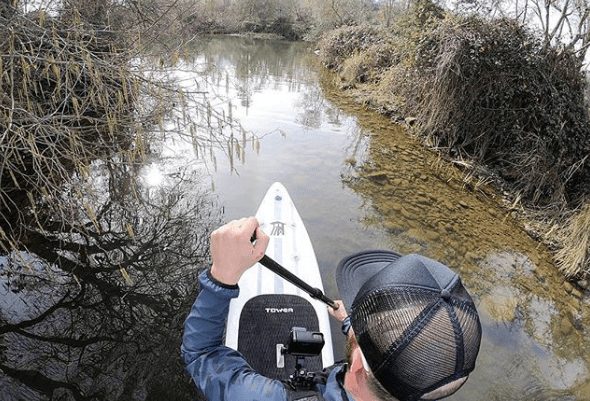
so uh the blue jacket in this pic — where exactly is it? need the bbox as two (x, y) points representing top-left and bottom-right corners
(181, 270), (353, 401)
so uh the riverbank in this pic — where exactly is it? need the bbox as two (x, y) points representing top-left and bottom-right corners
(316, 3), (590, 283)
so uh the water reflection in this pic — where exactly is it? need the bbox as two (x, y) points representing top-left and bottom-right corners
(143, 163), (165, 187)
(0, 156), (220, 399)
(186, 37), (315, 117)
(190, 39), (378, 268)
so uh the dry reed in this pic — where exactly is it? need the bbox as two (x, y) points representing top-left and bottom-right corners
(556, 203), (590, 278)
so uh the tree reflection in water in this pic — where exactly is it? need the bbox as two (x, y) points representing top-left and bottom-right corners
(0, 157), (220, 400)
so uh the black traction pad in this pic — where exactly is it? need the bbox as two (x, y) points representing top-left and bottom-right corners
(237, 294), (323, 380)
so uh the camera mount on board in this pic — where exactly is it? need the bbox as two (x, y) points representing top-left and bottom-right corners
(279, 327), (325, 391)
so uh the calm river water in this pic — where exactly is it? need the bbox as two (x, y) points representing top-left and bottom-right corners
(173, 36), (590, 400)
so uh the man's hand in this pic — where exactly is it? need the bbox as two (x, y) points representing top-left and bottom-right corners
(328, 300), (348, 322)
(210, 217), (270, 285)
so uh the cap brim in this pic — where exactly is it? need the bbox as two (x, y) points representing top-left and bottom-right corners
(336, 250), (402, 313)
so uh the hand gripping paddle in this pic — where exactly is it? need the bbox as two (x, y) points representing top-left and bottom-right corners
(252, 232), (339, 310)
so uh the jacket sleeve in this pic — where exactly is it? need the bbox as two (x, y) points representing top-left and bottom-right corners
(181, 270), (288, 401)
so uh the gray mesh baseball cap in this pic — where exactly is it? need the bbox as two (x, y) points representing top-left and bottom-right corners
(336, 250), (482, 401)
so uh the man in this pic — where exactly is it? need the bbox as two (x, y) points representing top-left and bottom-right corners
(181, 217), (482, 401)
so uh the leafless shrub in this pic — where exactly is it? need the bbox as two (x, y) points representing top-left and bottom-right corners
(318, 25), (387, 70)
(1, 10), (133, 245)
(0, 3), (228, 246)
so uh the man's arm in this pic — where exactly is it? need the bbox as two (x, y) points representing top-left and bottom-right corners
(181, 270), (287, 400)
(181, 217), (287, 401)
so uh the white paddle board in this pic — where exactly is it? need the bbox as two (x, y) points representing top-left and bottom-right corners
(225, 182), (334, 379)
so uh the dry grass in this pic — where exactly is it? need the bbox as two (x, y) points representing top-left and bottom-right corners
(556, 203), (590, 278)
(413, 18), (589, 207)
(340, 43), (399, 85)
(319, 10), (590, 209)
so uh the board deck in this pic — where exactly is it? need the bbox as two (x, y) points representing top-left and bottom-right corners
(225, 182), (334, 380)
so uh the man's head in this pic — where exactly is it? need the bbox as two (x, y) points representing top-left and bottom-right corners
(336, 250), (482, 401)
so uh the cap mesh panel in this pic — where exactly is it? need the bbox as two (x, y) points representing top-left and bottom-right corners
(453, 302), (481, 370)
(362, 290), (434, 354)
(394, 306), (457, 387)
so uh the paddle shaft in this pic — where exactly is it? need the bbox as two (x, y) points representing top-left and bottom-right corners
(257, 254), (339, 310)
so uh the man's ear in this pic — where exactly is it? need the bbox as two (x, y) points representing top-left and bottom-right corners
(349, 344), (367, 375)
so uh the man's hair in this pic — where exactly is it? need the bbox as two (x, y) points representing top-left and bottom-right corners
(346, 335), (398, 401)
(366, 369), (399, 401)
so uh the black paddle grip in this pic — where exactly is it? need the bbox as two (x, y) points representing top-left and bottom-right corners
(251, 231), (339, 310)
